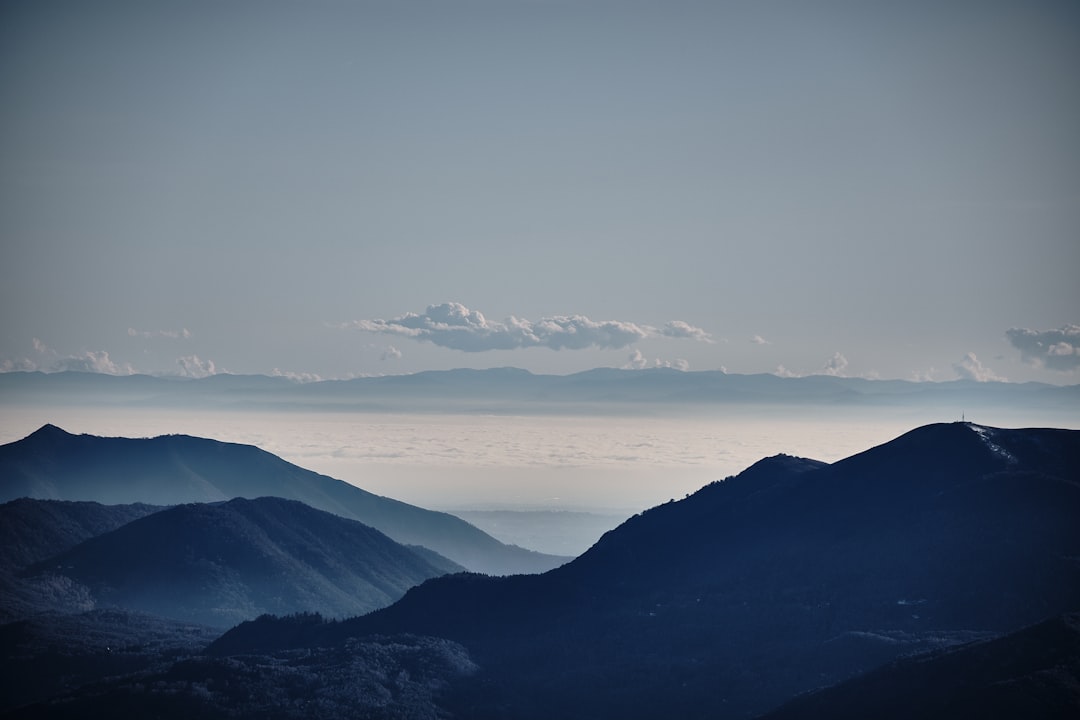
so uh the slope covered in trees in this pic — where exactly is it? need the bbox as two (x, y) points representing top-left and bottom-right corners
(214, 423), (1080, 718)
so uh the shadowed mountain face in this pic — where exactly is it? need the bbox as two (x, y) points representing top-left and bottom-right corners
(0, 425), (568, 575)
(761, 612), (1080, 720)
(0, 498), (161, 572)
(0, 499), (163, 622)
(0, 609), (220, 714)
(212, 423), (1080, 719)
(23, 496), (462, 628)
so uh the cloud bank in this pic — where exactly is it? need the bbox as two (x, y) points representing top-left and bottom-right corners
(16, 338), (137, 375)
(1006, 325), (1080, 372)
(345, 302), (711, 352)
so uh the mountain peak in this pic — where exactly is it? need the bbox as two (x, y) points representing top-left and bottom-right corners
(27, 424), (73, 440)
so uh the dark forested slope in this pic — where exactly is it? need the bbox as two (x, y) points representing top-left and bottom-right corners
(24, 496), (462, 627)
(214, 423), (1080, 719)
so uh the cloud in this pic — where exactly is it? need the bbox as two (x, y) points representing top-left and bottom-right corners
(21, 338), (135, 375)
(1006, 325), (1080, 372)
(626, 350), (648, 369)
(624, 350), (689, 371)
(656, 358), (690, 371)
(381, 345), (403, 361)
(751, 335), (770, 345)
(345, 302), (706, 352)
(55, 350), (135, 375)
(911, 367), (937, 382)
(128, 327), (191, 340)
(176, 355), (218, 378)
(660, 321), (713, 343)
(0, 357), (37, 372)
(271, 368), (322, 383)
(822, 351), (848, 377)
(953, 352), (1005, 382)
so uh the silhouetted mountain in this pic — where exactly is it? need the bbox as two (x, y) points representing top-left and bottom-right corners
(0, 425), (568, 575)
(23, 496), (462, 627)
(761, 612), (1080, 720)
(212, 423), (1080, 719)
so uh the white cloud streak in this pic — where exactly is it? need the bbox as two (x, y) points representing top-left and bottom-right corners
(661, 321), (713, 343)
(1006, 325), (1080, 372)
(345, 302), (710, 352)
(128, 327), (192, 340)
(953, 352), (1005, 382)
(623, 350), (689, 371)
(271, 368), (323, 383)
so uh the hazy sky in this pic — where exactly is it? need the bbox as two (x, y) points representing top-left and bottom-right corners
(3, 0), (1078, 383)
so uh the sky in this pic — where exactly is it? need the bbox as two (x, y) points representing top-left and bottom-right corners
(2, 0), (1079, 384)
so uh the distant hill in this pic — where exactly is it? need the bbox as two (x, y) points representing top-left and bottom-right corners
(761, 612), (1080, 720)
(0, 425), (568, 575)
(1, 368), (1075, 414)
(212, 423), (1080, 719)
(24, 496), (463, 627)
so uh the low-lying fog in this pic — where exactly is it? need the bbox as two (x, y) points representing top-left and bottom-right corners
(3, 403), (1071, 515)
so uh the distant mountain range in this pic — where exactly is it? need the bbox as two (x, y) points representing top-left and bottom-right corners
(0, 424), (568, 575)
(20, 496), (461, 627)
(1, 367), (1076, 413)
(210, 422), (1080, 719)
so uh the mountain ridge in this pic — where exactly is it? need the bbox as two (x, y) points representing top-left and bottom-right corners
(2, 368), (1075, 414)
(22, 496), (463, 627)
(0, 425), (568, 575)
(211, 422), (1080, 719)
